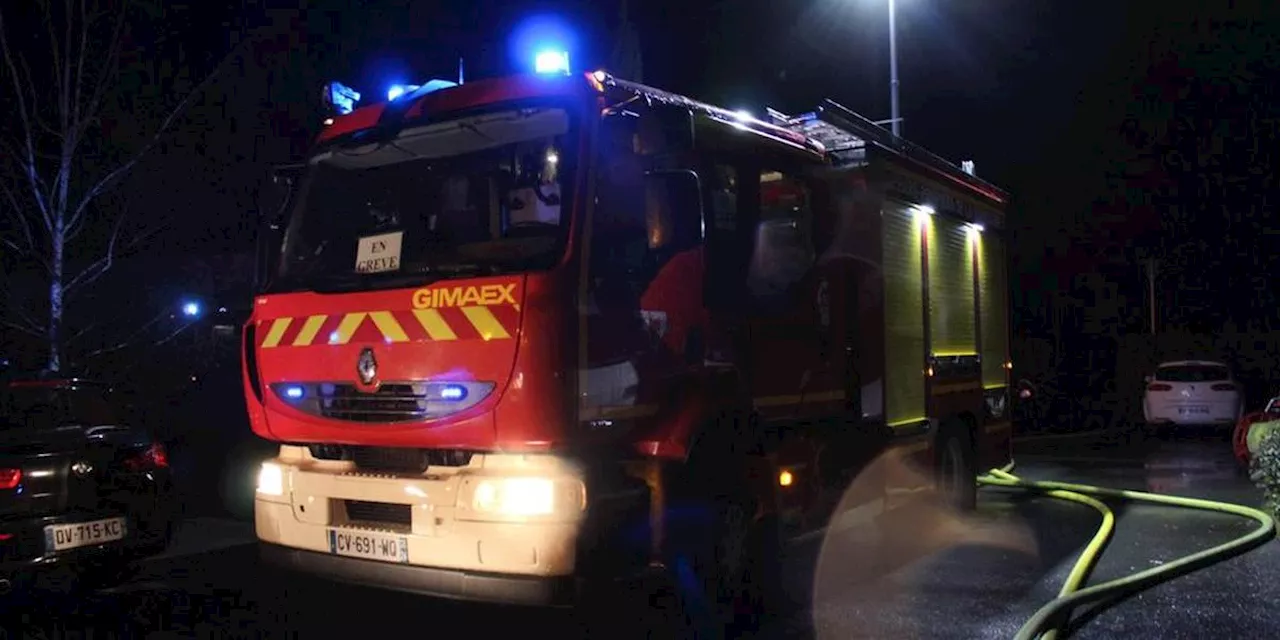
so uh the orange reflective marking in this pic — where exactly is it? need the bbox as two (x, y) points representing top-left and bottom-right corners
(292, 315), (328, 347)
(260, 318), (293, 348)
(460, 306), (510, 341)
(412, 309), (458, 341)
(368, 311), (409, 342)
(329, 313), (368, 345)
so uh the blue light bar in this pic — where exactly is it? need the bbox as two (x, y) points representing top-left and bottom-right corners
(283, 385), (305, 400)
(534, 50), (570, 75)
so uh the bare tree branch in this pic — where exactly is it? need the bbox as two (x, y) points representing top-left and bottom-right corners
(73, 0), (90, 128)
(65, 319), (99, 345)
(65, 222), (171, 293)
(58, 0), (73, 135)
(0, 13), (54, 230)
(45, 1), (63, 112)
(79, 311), (171, 358)
(1, 293), (47, 336)
(1, 320), (45, 338)
(0, 182), (41, 260)
(77, 5), (126, 140)
(7, 300), (45, 334)
(66, 36), (251, 232)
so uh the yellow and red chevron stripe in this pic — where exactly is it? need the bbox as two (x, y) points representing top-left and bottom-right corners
(258, 305), (519, 348)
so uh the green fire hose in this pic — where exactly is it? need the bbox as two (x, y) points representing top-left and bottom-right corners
(977, 463), (1276, 640)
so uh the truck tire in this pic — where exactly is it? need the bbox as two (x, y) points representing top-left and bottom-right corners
(667, 450), (767, 638)
(734, 515), (786, 631)
(686, 489), (761, 638)
(936, 424), (977, 512)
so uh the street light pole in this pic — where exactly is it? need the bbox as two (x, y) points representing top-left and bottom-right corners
(888, 0), (901, 137)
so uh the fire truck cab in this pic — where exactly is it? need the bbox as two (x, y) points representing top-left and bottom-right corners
(246, 68), (1012, 627)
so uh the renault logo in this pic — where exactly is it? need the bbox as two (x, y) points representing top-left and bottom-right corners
(71, 461), (93, 477)
(357, 347), (378, 385)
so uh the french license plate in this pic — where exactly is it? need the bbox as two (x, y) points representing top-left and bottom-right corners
(44, 517), (127, 552)
(328, 528), (409, 564)
(1178, 405), (1209, 416)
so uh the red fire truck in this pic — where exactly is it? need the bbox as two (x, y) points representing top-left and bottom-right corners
(245, 68), (1012, 627)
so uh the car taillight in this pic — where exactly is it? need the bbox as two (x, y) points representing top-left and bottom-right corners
(124, 443), (169, 471)
(0, 468), (21, 490)
(1211, 383), (1237, 392)
(1147, 383), (1173, 392)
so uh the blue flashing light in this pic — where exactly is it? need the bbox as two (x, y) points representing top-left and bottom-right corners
(387, 80), (457, 103)
(323, 81), (362, 115)
(181, 301), (201, 318)
(283, 385), (305, 400)
(534, 50), (570, 75)
(439, 384), (467, 401)
(387, 84), (419, 101)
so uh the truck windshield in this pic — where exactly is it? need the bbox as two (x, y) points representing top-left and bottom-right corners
(272, 106), (575, 293)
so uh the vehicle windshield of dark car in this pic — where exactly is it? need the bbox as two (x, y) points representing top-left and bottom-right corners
(0, 387), (119, 430)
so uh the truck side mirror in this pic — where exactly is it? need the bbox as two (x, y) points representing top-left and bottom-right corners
(258, 164), (304, 226)
(645, 170), (738, 311)
(644, 170), (703, 251)
(254, 164), (305, 290)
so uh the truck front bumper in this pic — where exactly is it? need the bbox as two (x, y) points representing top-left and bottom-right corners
(253, 450), (591, 606)
(259, 541), (577, 606)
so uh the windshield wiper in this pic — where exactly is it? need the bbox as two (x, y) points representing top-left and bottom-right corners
(305, 264), (498, 294)
(428, 263), (496, 276)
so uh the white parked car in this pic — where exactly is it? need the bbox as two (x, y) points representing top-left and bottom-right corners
(1143, 360), (1243, 427)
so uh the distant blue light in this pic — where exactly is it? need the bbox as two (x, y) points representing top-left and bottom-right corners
(439, 385), (467, 401)
(181, 302), (201, 318)
(283, 385), (305, 400)
(534, 50), (570, 75)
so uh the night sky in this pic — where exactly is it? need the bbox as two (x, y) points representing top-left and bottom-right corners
(3, 0), (1279, 374)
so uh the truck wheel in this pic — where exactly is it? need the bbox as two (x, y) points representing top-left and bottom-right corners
(936, 425), (977, 512)
(733, 515), (786, 631)
(668, 465), (762, 638)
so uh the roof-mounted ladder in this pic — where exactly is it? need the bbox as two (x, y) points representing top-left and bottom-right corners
(767, 100), (1008, 204)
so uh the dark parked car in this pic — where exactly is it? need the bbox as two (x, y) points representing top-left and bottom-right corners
(0, 378), (174, 593)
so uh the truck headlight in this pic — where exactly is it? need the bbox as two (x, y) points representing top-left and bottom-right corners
(465, 477), (585, 519)
(257, 462), (284, 496)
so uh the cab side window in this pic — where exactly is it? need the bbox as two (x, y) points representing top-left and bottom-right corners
(591, 114), (649, 298)
(746, 169), (816, 305)
(707, 163), (739, 234)
(591, 113), (704, 299)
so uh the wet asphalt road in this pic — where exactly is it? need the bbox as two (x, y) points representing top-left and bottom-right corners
(0, 427), (1274, 639)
